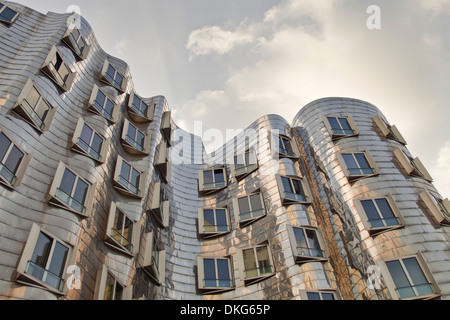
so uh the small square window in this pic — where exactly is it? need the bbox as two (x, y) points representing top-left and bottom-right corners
(287, 225), (328, 264)
(304, 291), (336, 300)
(197, 257), (234, 294)
(41, 46), (76, 92)
(277, 174), (312, 206)
(121, 119), (150, 155)
(94, 264), (133, 300)
(100, 59), (128, 93)
(198, 208), (231, 238)
(113, 156), (147, 199)
(231, 150), (258, 180)
(233, 193), (266, 227)
(240, 244), (275, 286)
(71, 118), (110, 163)
(128, 92), (154, 122)
(61, 27), (90, 60)
(87, 84), (119, 123)
(198, 167), (227, 195)
(324, 115), (359, 140)
(0, 3), (19, 25)
(274, 135), (299, 159)
(337, 150), (379, 181)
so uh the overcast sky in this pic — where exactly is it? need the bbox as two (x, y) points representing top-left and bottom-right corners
(11, 0), (450, 198)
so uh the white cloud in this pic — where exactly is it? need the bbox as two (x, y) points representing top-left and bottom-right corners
(432, 141), (450, 198)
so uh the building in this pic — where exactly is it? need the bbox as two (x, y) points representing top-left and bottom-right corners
(0, 1), (449, 300)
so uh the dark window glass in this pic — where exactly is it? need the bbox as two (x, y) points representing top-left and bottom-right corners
(60, 169), (76, 196)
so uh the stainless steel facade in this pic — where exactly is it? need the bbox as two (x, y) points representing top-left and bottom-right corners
(0, 2), (449, 300)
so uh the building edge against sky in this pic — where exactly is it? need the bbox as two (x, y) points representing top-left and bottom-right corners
(0, 1), (450, 300)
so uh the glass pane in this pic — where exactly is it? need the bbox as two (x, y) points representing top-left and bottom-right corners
(114, 209), (124, 232)
(26, 87), (41, 109)
(31, 232), (52, 268)
(95, 90), (106, 108)
(214, 169), (225, 183)
(343, 154), (358, 170)
(293, 227), (308, 251)
(307, 292), (321, 300)
(130, 168), (140, 188)
(91, 133), (104, 154)
(48, 242), (69, 278)
(123, 216), (133, 243)
(132, 95), (142, 110)
(322, 293), (335, 300)
(354, 153), (373, 174)
(338, 118), (352, 131)
(136, 131), (145, 148)
(115, 284), (123, 300)
(203, 209), (215, 231)
(60, 169), (76, 196)
(215, 209), (228, 232)
(403, 258), (434, 297)
(375, 198), (398, 227)
(361, 200), (383, 228)
(34, 99), (50, 121)
(256, 246), (271, 273)
(127, 123), (137, 141)
(0, 133), (10, 161)
(281, 176), (293, 193)
(203, 170), (213, 185)
(234, 154), (245, 169)
(250, 194), (263, 211)
(305, 229), (323, 257)
(73, 178), (89, 205)
(217, 259), (231, 287)
(4, 145), (24, 174)
(243, 248), (257, 271)
(203, 259), (216, 287)
(114, 73), (124, 88)
(120, 161), (131, 180)
(291, 179), (305, 196)
(106, 65), (116, 82)
(386, 260), (415, 299)
(1, 7), (17, 22)
(79, 124), (93, 145)
(103, 273), (115, 300)
(104, 99), (115, 116)
(328, 117), (341, 132)
(238, 197), (251, 215)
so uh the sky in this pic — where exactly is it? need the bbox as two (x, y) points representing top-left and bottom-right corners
(10, 0), (450, 198)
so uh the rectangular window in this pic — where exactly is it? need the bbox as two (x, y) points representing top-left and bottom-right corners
(235, 193), (265, 227)
(288, 225), (328, 263)
(104, 272), (123, 300)
(306, 291), (336, 300)
(277, 135), (298, 158)
(281, 176), (308, 202)
(0, 3), (19, 24)
(338, 150), (379, 181)
(241, 245), (274, 285)
(384, 256), (438, 300)
(110, 207), (134, 253)
(324, 115), (359, 140)
(121, 119), (148, 155)
(88, 85), (117, 123)
(61, 27), (90, 60)
(198, 208), (230, 237)
(100, 59), (127, 93)
(150, 182), (170, 228)
(232, 150), (258, 179)
(71, 118), (110, 164)
(41, 46), (76, 92)
(128, 92), (153, 122)
(361, 198), (401, 229)
(198, 257), (233, 292)
(199, 167), (227, 195)
(113, 156), (146, 198)
(143, 231), (166, 285)
(94, 264), (132, 300)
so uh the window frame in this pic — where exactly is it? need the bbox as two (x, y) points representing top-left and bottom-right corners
(93, 264), (133, 300)
(127, 92), (154, 123)
(0, 128), (33, 190)
(198, 167), (228, 195)
(419, 189), (450, 226)
(71, 118), (110, 164)
(230, 149), (259, 181)
(276, 174), (312, 206)
(121, 118), (150, 156)
(161, 111), (173, 146)
(40, 45), (77, 92)
(87, 84), (120, 123)
(198, 207), (231, 238)
(233, 192), (266, 228)
(0, 2), (20, 25)
(100, 59), (128, 94)
(48, 161), (97, 218)
(104, 202), (140, 256)
(394, 147), (433, 182)
(154, 141), (172, 184)
(113, 155), (147, 199)
(149, 181), (170, 228)
(12, 78), (58, 133)
(16, 223), (78, 296)
(354, 193), (405, 236)
(238, 244), (275, 286)
(323, 115), (359, 140)
(273, 134), (300, 159)
(142, 231), (166, 286)
(300, 290), (338, 300)
(197, 256), (234, 294)
(373, 114), (407, 145)
(378, 253), (441, 300)
(61, 26), (91, 61)
(337, 150), (380, 182)
(287, 225), (329, 264)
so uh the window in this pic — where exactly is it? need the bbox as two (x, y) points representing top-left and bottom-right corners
(154, 141), (171, 183)
(373, 114), (407, 145)
(380, 254), (440, 300)
(275, 135), (299, 159)
(197, 257), (234, 293)
(287, 225), (328, 264)
(394, 147), (433, 182)
(150, 181), (170, 228)
(198, 208), (230, 238)
(71, 118), (110, 163)
(113, 156), (147, 199)
(233, 193), (266, 227)
(324, 115), (359, 140)
(61, 27), (90, 60)
(128, 92), (154, 122)
(0, 3), (19, 25)
(161, 111), (173, 145)
(40, 46), (76, 92)
(231, 150), (258, 180)
(13, 79), (57, 133)
(0, 129), (32, 189)
(100, 59), (128, 93)
(419, 189), (450, 225)
(104, 202), (140, 256)
(277, 175), (312, 205)
(94, 264), (133, 300)
(302, 291), (336, 300)
(355, 194), (405, 236)
(240, 244), (275, 285)
(16, 223), (78, 295)
(87, 84), (119, 123)
(121, 119), (150, 155)
(198, 167), (227, 195)
(337, 150), (379, 181)
(143, 231), (166, 286)
(48, 161), (97, 217)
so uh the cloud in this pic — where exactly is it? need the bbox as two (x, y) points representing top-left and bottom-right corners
(432, 141), (450, 197)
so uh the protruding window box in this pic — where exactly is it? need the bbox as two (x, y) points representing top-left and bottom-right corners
(0, 129), (33, 190)
(154, 141), (172, 184)
(230, 150), (258, 181)
(143, 231), (166, 286)
(71, 118), (110, 164)
(198, 167), (227, 196)
(323, 115), (359, 141)
(87, 84), (120, 123)
(128, 92), (154, 123)
(149, 181), (170, 229)
(233, 192), (266, 228)
(394, 147), (433, 182)
(197, 257), (234, 294)
(61, 27), (91, 61)
(239, 244), (275, 286)
(277, 174), (312, 206)
(40, 45), (77, 92)
(12, 79), (58, 133)
(0, 3), (19, 25)
(16, 223), (78, 296)
(48, 161), (97, 218)
(99, 59), (128, 94)
(337, 150), (380, 182)
(419, 189), (450, 226)
(198, 208), (231, 239)
(373, 114), (407, 145)
(121, 119), (151, 156)
(273, 134), (300, 160)
(113, 156), (147, 199)
(287, 225), (329, 264)
(300, 290), (338, 300)
(93, 264), (133, 300)
(161, 111), (173, 146)
(104, 202), (140, 256)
